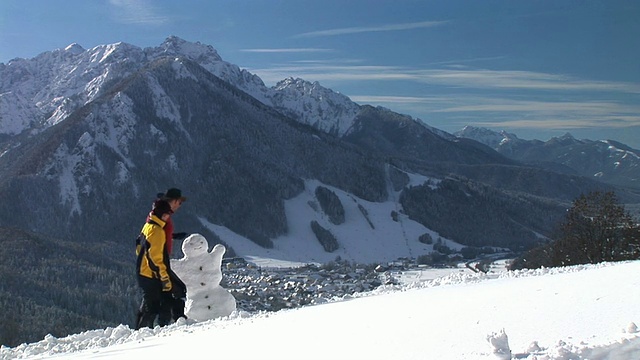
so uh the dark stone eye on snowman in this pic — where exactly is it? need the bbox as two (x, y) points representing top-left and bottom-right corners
(171, 234), (237, 321)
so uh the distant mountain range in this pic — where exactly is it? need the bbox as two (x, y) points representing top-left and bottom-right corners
(455, 126), (640, 190)
(2, 35), (614, 256)
(1, 36), (638, 345)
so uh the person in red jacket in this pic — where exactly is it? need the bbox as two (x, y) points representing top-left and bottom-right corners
(158, 188), (187, 255)
(156, 188), (188, 324)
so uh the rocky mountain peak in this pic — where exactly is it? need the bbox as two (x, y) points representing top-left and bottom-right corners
(87, 42), (145, 65)
(64, 43), (85, 54)
(456, 126), (506, 148)
(274, 77), (317, 91)
(547, 132), (582, 146)
(153, 35), (223, 63)
(270, 77), (360, 136)
(560, 132), (575, 139)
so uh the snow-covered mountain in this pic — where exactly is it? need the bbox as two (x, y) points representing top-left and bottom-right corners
(270, 77), (360, 136)
(0, 35), (596, 256)
(456, 126), (640, 190)
(0, 36), (358, 139)
(455, 125), (529, 151)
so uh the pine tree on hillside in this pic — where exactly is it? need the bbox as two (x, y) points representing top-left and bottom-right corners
(510, 191), (640, 269)
(553, 191), (640, 265)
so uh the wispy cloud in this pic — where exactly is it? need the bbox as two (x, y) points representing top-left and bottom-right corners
(435, 98), (640, 130)
(247, 64), (413, 85)
(250, 63), (640, 94)
(432, 98), (640, 115)
(349, 94), (640, 130)
(239, 48), (333, 54)
(246, 60), (640, 131)
(476, 117), (640, 130)
(294, 20), (448, 38)
(415, 69), (640, 93)
(350, 95), (444, 105)
(108, 0), (170, 25)
(423, 56), (508, 67)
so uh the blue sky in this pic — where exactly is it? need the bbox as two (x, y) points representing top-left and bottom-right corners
(2, 0), (640, 147)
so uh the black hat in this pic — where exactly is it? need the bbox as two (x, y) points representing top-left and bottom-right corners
(161, 188), (187, 202)
(152, 199), (173, 218)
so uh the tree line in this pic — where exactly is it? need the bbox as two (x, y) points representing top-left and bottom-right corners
(0, 228), (139, 347)
(509, 191), (640, 270)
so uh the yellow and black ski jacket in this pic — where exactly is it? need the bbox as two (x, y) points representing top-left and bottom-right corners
(136, 214), (172, 291)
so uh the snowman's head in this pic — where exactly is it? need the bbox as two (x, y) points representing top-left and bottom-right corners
(182, 234), (208, 257)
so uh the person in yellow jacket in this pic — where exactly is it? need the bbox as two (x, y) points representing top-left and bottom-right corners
(135, 199), (175, 329)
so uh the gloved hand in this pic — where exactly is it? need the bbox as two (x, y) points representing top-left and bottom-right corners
(172, 286), (186, 300)
(161, 278), (172, 292)
(172, 232), (188, 240)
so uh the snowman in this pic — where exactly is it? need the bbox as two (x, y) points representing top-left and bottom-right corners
(171, 234), (236, 321)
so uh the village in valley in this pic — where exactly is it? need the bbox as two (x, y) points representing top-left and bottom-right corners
(219, 256), (493, 312)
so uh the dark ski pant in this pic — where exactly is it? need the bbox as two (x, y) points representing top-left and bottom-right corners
(136, 275), (172, 329)
(135, 271), (187, 329)
(159, 269), (187, 323)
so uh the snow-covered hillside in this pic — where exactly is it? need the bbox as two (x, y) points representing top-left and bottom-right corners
(200, 178), (458, 266)
(3, 260), (639, 359)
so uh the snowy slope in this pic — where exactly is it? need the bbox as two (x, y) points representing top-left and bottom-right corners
(199, 177), (458, 267)
(3, 260), (639, 359)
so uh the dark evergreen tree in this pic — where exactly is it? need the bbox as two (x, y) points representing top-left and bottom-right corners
(310, 221), (339, 252)
(315, 186), (345, 225)
(511, 191), (640, 269)
(418, 233), (434, 245)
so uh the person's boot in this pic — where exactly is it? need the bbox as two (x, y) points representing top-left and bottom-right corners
(172, 298), (186, 321)
(134, 310), (143, 330)
(137, 311), (156, 329)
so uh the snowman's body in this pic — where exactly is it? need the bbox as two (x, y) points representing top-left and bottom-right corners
(171, 234), (236, 321)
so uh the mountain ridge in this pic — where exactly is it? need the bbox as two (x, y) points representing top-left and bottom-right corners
(456, 125), (640, 190)
(0, 36), (360, 141)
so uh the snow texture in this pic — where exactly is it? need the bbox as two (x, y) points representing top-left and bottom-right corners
(2, 259), (640, 359)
